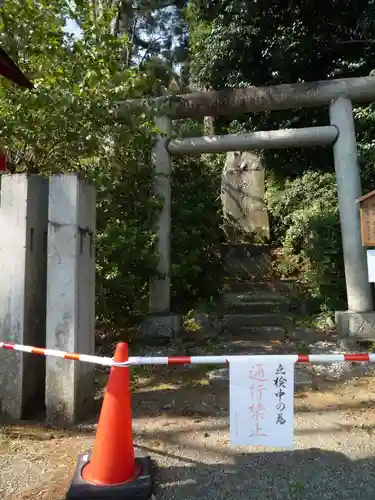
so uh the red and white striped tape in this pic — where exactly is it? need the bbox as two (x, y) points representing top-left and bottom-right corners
(1, 341), (375, 367)
(127, 353), (375, 365)
(0, 341), (117, 367)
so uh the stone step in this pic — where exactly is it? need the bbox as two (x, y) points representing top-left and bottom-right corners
(223, 280), (296, 295)
(222, 313), (294, 330)
(223, 300), (290, 315)
(223, 243), (270, 256)
(222, 339), (295, 351)
(223, 291), (289, 305)
(224, 257), (272, 280)
(225, 326), (289, 341)
(223, 290), (289, 304)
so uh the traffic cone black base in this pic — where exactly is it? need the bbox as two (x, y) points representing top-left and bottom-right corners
(66, 452), (155, 499)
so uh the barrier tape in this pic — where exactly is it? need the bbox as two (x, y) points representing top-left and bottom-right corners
(1, 341), (375, 367)
(127, 353), (375, 364)
(0, 341), (117, 367)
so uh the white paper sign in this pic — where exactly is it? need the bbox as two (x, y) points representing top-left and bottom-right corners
(367, 250), (375, 282)
(229, 359), (295, 449)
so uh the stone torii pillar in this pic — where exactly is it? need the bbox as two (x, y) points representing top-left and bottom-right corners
(141, 116), (181, 339)
(330, 95), (375, 340)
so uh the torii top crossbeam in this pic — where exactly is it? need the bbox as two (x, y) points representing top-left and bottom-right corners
(124, 75), (375, 120)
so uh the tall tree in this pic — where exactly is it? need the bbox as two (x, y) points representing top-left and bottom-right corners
(186, 0), (375, 178)
(69, 0), (190, 94)
(186, 0), (375, 314)
(0, 0), (224, 326)
(0, 0), (151, 172)
(0, 0), (161, 325)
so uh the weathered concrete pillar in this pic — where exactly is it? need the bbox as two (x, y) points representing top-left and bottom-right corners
(0, 174), (48, 419)
(329, 95), (373, 312)
(45, 174), (96, 424)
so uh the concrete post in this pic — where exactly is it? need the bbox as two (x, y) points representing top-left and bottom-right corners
(150, 115), (172, 313)
(329, 95), (373, 312)
(45, 174), (96, 424)
(0, 174), (48, 419)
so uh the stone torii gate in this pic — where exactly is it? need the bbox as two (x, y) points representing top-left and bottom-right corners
(134, 76), (375, 341)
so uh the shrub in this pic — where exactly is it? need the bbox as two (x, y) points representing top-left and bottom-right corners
(265, 171), (346, 312)
(93, 148), (225, 326)
(171, 154), (225, 312)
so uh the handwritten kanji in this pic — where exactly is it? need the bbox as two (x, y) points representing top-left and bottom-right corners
(251, 413), (265, 421)
(275, 364), (286, 375)
(249, 422), (267, 438)
(274, 375), (287, 388)
(249, 384), (266, 400)
(276, 413), (286, 425)
(275, 388), (285, 401)
(248, 364), (267, 382)
(249, 402), (266, 413)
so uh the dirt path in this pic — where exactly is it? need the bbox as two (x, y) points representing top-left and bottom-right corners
(1, 365), (375, 500)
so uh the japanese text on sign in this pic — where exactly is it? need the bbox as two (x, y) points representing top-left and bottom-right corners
(274, 363), (287, 426)
(229, 358), (295, 449)
(248, 363), (267, 438)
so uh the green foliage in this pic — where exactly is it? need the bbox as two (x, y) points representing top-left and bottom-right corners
(89, 136), (159, 326)
(0, 0), (146, 174)
(0, 0), (224, 329)
(171, 154), (225, 311)
(0, 0), (158, 327)
(186, 0), (375, 314)
(182, 310), (201, 332)
(186, 0), (375, 177)
(355, 104), (375, 187)
(188, 0), (375, 89)
(265, 172), (346, 311)
(95, 149), (225, 325)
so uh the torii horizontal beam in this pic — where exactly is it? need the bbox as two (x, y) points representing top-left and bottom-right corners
(121, 75), (375, 120)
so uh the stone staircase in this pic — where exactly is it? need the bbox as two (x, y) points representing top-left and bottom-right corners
(219, 244), (296, 341)
(220, 280), (295, 340)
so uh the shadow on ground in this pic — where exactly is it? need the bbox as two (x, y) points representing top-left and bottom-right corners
(1, 398), (375, 499)
(129, 364), (375, 420)
(136, 445), (375, 500)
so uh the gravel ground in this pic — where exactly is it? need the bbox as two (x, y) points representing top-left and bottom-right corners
(308, 340), (375, 380)
(3, 413), (375, 500)
(132, 337), (375, 500)
(0, 432), (89, 499)
(133, 406), (375, 500)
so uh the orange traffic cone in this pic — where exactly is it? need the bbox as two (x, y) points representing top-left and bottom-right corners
(66, 342), (154, 499)
(83, 342), (136, 484)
